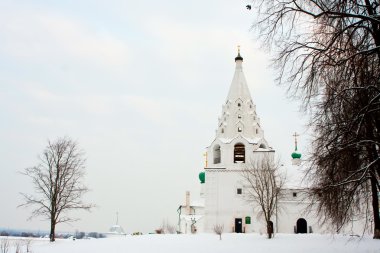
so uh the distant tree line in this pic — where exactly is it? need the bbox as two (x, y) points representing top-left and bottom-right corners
(0, 230), (105, 239)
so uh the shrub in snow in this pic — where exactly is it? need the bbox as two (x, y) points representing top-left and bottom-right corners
(0, 238), (10, 253)
(213, 224), (224, 240)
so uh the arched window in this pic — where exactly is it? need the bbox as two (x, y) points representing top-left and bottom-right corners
(238, 103), (241, 107)
(234, 143), (245, 163)
(238, 127), (242, 133)
(259, 143), (266, 149)
(221, 128), (224, 134)
(214, 145), (221, 164)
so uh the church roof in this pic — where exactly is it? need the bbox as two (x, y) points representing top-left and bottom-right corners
(211, 49), (270, 146)
(226, 52), (252, 103)
(217, 136), (261, 144)
(107, 225), (126, 235)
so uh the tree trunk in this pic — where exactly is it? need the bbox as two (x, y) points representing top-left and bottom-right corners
(370, 174), (380, 239)
(267, 221), (273, 239)
(50, 217), (56, 242)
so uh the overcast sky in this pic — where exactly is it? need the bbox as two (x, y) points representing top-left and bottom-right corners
(0, 0), (308, 234)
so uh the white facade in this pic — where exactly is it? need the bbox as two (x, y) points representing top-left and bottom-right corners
(178, 50), (368, 235)
(200, 50), (276, 234)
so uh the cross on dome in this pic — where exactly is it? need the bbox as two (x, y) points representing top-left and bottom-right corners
(293, 132), (299, 151)
(291, 132), (302, 159)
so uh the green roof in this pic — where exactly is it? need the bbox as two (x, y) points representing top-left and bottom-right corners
(291, 152), (302, 159)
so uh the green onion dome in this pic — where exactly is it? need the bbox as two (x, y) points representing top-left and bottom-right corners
(199, 172), (205, 184)
(291, 151), (302, 159)
(291, 146), (302, 159)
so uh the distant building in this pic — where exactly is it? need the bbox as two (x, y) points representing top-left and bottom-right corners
(104, 213), (127, 237)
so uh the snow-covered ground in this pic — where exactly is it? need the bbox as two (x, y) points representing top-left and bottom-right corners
(2, 233), (379, 253)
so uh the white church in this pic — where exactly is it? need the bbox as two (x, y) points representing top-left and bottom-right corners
(177, 49), (367, 235)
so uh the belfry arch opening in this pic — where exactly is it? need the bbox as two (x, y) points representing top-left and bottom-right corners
(214, 145), (221, 164)
(234, 143), (245, 163)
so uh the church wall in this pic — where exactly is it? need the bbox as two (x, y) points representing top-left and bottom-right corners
(204, 169), (268, 233)
(277, 189), (369, 235)
(277, 189), (324, 234)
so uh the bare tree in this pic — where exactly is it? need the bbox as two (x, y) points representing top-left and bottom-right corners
(248, 0), (380, 238)
(213, 224), (224, 240)
(0, 238), (10, 253)
(14, 240), (21, 253)
(160, 219), (176, 234)
(20, 137), (94, 242)
(241, 155), (284, 239)
(22, 239), (32, 253)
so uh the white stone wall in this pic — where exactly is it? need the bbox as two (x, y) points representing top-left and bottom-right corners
(203, 169), (268, 233)
(277, 189), (325, 234)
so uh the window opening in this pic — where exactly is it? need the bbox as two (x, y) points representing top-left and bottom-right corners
(214, 145), (221, 164)
(234, 143), (245, 163)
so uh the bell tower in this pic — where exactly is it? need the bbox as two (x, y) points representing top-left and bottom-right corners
(206, 48), (274, 169)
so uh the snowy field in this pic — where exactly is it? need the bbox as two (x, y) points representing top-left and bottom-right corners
(2, 233), (379, 253)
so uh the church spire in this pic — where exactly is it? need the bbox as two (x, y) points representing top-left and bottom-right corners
(226, 46), (252, 105)
(214, 47), (268, 144)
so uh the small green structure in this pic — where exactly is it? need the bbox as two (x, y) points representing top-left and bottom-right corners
(198, 172), (205, 184)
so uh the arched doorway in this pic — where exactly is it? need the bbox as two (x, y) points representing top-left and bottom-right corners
(296, 218), (307, 233)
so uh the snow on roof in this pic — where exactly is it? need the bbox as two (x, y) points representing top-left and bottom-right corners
(107, 225), (126, 234)
(181, 198), (205, 207)
(218, 137), (234, 144)
(190, 198), (205, 207)
(180, 214), (203, 222)
(242, 136), (261, 144)
(255, 147), (273, 152)
(217, 136), (262, 144)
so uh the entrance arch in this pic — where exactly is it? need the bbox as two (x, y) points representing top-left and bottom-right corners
(296, 218), (307, 233)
